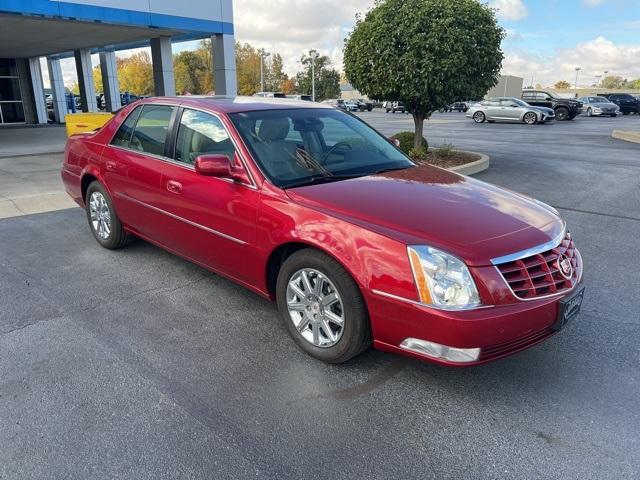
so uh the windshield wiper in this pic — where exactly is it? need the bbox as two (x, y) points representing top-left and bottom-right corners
(371, 166), (413, 175)
(282, 173), (362, 189)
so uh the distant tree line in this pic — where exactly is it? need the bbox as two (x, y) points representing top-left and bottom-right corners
(86, 40), (341, 101)
(554, 76), (640, 90)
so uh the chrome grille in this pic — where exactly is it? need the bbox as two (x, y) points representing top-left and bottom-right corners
(496, 232), (579, 300)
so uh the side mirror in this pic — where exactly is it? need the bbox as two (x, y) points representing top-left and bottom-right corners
(194, 154), (231, 177)
(389, 137), (401, 148)
(194, 153), (251, 184)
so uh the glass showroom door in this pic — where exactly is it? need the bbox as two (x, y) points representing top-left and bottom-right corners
(0, 59), (26, 124)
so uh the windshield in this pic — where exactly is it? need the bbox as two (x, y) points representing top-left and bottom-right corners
(229, 108), (414, 188)
(510, 98), (529, 107)
(593, 97), (610, 102)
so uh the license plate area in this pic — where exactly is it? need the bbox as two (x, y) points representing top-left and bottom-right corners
(551, 287), (585, 331)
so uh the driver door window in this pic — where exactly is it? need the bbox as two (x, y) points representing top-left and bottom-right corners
(175, 109), (236, 165)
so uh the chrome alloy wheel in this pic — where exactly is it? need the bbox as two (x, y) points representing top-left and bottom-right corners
(89, 191), (111, 240)
(286, 268), (344, 348)
(524, 112), (537, 124)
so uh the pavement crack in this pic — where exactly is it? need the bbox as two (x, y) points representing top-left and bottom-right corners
(0, 314), (66, 336)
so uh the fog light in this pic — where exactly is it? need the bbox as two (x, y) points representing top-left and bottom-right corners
(400, 338), (480, 363)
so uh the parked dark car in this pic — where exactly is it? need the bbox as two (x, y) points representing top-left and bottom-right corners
(440, 101), (468, 113)
(521, 90), (583, 121)
(601, 93), (640, 115)
(355, 98), (373, 112)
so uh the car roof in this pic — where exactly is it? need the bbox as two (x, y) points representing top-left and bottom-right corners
(141, 95), (333, 114)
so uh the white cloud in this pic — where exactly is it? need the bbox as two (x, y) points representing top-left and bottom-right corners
(233, 0), (371, 75)
(489, 0), (528, 21)
(582, 0), (607, 6)
(502, 36), (640, 86)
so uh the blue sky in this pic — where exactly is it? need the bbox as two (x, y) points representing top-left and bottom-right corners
(50, 0), (640, 88)
(228, 0), (640, 85)
(485, 0), (640, 84)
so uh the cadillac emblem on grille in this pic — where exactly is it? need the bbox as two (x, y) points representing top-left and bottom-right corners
(557, 254), (573, 280)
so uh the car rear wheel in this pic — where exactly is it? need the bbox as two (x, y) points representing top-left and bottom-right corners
(276, 249), (371, 364)
(85, 181), (132, 249)
(555, 107), (569, 121)
(472, 111), (486, 123)
(523, 112), (537, 125)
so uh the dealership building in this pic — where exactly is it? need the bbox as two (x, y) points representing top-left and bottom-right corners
(0, 0), (236, 124)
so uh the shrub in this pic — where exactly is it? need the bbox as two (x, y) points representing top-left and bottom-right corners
(408, 147), (428, 161)
(392, 131), (428, 155)
(435, 143), (454, 157)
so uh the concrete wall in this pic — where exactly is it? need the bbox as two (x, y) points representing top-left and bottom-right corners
(486, 75), (524, 99)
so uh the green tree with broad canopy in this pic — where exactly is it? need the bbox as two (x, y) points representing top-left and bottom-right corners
(344, 0), (504, 150)
(295, 50), (341, 102)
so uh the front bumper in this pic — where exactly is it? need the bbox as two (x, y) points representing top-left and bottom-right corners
(367, 286), (581, 366)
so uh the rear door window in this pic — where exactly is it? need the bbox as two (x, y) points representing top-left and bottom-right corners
(130, 105), (175, 156)
(111, 106), (142, 147)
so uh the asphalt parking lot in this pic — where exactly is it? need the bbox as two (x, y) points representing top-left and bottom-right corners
(1, 112), (639, 479)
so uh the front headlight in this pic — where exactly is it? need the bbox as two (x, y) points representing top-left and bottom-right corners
(407, 246), (481, 310)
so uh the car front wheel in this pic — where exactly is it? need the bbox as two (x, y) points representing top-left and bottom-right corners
(276, 249), (371, 364)
(523, 112), (537, 125)
(586, 108), (592, 117)
(85, 181), (132, 249)
(555, 107), (569, 121)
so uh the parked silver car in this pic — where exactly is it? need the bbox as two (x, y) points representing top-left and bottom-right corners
(578, 96), (619, 117)
(466, 97), (555, 124)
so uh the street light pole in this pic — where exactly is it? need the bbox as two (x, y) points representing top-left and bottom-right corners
(595, 75), (602, 94)
(574, 67), (581, 98)
(603, 70), (608, 91)
(310, 51), (319, 102)
(259, 49), (270, 93)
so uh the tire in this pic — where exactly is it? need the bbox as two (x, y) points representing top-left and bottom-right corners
(472, 111), (486, 123)
(85, 181), (132, 249)
(385, 109), (391, 113)
(523, 112), (537, 125)
(587, 108), (592, 117)
(623, 111), (630, 116)
(555, 107), (569, 121)
(611, 113), (617, 117)
(276, 248), (371, 364)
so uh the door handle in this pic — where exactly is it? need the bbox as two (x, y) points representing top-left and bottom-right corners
(166, 180), (182, 194)
(106, 161), (117, 171)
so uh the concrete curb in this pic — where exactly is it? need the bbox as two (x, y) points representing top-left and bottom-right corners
(446, 150), (490, 176)
(612, 130), (640, 144)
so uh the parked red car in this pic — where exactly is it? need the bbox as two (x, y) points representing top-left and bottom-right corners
(61, 97), (584, 366)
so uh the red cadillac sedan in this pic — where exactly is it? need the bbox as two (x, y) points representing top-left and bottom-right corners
(61, 97), (584, 366)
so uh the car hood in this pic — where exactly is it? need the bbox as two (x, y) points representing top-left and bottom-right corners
(286, 165), (564, 266)
(591, 102), (617, 108)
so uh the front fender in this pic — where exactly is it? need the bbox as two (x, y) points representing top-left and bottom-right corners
(256, 185), (418, 303)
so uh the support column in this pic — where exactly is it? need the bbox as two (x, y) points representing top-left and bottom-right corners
(150, 36), (175, 96)
(99, 51), (121, 112)
(28, 57), (48, 124)
(212, 34), (237, 97)
(47, 57), (67, 123)
(74, 49), (97, 112)
(15, 59), (34, 123)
